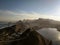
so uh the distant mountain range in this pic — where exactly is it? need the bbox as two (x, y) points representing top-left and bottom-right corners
(0, 18), (60, 31)
(23, 18), (60, 31)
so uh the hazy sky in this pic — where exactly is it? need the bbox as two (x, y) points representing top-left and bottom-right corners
(0, 0), (60, 21)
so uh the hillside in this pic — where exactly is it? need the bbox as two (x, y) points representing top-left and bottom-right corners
(0, 28), (52, 45)
(0, 18), (60, 45)
(0, 20), (52, 45)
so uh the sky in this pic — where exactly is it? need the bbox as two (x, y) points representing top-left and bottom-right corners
(0, 0), (60, 22)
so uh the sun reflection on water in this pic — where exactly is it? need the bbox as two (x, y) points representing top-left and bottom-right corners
(58, 34), (60, 40)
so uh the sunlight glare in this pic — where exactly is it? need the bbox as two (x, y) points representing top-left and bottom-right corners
(58, 34), (60, 40)
(56, 6), (60, 15)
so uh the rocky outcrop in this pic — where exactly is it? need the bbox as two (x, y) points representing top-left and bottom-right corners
(0, 23), (52, 45)
(15, 20), (27, 33)
(19, 28), (52, 45)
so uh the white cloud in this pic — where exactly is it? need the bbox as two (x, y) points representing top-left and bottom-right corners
(0, 10), (60, 21)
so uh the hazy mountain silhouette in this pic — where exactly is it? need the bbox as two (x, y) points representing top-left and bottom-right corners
(23, 18), (60, 31)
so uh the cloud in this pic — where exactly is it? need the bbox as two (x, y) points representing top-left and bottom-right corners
(0, 10), (35, 21)
(0, 10), (60, 22)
